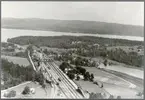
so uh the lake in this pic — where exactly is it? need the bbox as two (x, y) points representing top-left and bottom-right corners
(1, 28), (144, 42)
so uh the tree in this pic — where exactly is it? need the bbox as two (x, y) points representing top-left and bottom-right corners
(67, 73), (75, 80)
(34, 72), (44, 85)
(100, 50), (107, 58)
(117, 96), (121, 99)
(90, 73), (94, 82)
(80, 68), (86, 75)
(76, 75), (80, 81)
(22, 86), (30, 95)
(108, 95), (114, 99)
(76, 66), (86, 75)
(93, 81), (98, 85)
(84, 72), (90, 81)
(136, 92), (143, 96)
(42, 83), (46, 88)
(91, 61), (96, 67)
(1, 59), (35, 89)
(26, 45), (33, 56)
(59, 62), (69, 72)
(32, 72), (36, 82)
(100, 83), (103, 88)
(43, 49), (48, 55)
(103, 59), (108, 66)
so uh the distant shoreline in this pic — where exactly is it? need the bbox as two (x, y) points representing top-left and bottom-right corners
(2, 28), (144, 42)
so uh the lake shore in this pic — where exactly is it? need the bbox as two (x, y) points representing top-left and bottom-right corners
(2, 28), (144, 42)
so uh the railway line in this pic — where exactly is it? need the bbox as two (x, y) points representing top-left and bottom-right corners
(47, 62), (84, 98)
(29, 49), (86, 99)
(42, 55), (84, 98)
(34, 55), (84, 98)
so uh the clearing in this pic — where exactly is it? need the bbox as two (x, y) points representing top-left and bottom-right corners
(1, 55), (30, 67)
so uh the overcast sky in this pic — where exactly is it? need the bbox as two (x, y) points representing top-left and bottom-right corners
(2, 1), (144, 26)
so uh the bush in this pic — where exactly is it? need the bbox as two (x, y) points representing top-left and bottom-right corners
(76, 75), (80, 81)
(67, 73), (75, 80)
(76, 66), (86, 75)
(84, 72), (90, 81)
(93, 81), (98, 85)
(90, 73), (94, 82)
(59, 62), (69, 72)
(108, 95), (114, 99)
(34, 72), (44, 85)
(117, 96), (121, 99)
(4, 90), (16, 97)
(136, 92), (143, 96)
(42, 83), (46, 88)
(22, 86), (30, 95)
(89, 92), (104, 99)
(103, 59), (107, 66)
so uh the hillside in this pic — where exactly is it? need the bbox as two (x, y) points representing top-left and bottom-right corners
(2, 18), (144, 37)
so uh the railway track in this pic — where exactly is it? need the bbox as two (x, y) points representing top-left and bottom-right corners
(47, 62), (83, 98)
(30, 51), (85, 98)
(43, 54), (85, 98)
(41, 63), (69, 98)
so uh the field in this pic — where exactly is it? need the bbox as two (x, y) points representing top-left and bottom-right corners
(54, 57), (143, 98)
(91, 56), (143, 75)
(75, 80), (103, 93)
(82, 66), (143, 98)
(1, 55), (30, 67)
(1, 81), (52, 99)
(84, 67), (129, 87)
(103, 82), (141, 99)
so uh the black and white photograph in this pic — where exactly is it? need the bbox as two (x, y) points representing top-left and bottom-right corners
(1, 1), (144, 99)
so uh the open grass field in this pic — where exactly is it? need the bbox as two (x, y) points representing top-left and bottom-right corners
(75, 80), (103, 93)
(84, 67), (130, 87)
(103, 82), (142, 99)
(79, 67), (143, 99)
(91, 57), (143, 76)
(102, 64), (143, 79)
(1, 81), (52, 99)
(102, 69), (143, 91)
(82, 66), (143, 99)
(54, 58), (143, 98)
(1, 55), (30, 67)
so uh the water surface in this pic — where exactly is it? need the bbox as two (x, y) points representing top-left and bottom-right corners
(1, 28), (144, 42)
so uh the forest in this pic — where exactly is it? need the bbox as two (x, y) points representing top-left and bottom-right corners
(1, 59), (35, 90)
(7, 36), (143, 48)
(7, 36), (144, 68)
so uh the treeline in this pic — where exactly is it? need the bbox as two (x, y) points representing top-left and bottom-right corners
(1, 42), (15, 48)
(59, 62), (94, 81)
(75, 47), (144, 67)
(57, 53), (96, 67)
(7, 36), (143, 48)
(56, 46), (143, 67)
(14, 51), (28, 58)
(1, 59), (35, 90)
(107, 49), (144, 67)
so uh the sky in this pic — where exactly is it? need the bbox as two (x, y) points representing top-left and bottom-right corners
(2, 1), (144, 26)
